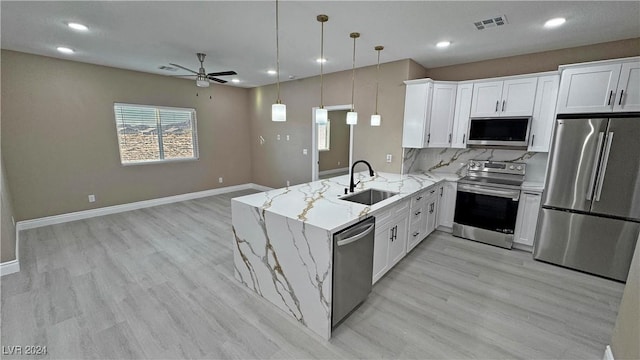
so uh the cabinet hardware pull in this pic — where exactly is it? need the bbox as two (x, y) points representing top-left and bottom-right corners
(413, 232), (419, 237)
(607, 90), (614, 105)
(415, 211), (421, 216)
(440, 187), (443, 196)
(462, 134), (465, 144)
(448, 134), (452, 143)
(430, 203), (434, 213)
(495, 100), (499, 112)
(416, 196), (422, 201)
(619, 90), (624, 106)
(502, 100), (506, 112)
(427, 134), (430, 143)
(530, 134), (535, 146)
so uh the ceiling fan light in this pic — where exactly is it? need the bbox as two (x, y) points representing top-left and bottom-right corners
(272, 103), (286, 122)
(370, 114), (381, 126)
(346, 111), (358, 125)
(196, 78), (210, 87)
(316, 108), (328, 124)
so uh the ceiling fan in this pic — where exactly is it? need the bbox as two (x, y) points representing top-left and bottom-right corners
(170, 53), (237, 87)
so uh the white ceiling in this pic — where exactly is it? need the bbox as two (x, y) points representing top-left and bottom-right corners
(2, 1), (639, 88)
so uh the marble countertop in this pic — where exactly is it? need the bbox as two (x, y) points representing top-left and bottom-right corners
(233, 171), (461, 232)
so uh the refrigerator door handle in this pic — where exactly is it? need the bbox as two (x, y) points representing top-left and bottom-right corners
(594, 132), (614, 201)
(586, 132), (605, 201)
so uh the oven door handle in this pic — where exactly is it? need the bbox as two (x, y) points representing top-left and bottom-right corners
(458, 183), (520, 200)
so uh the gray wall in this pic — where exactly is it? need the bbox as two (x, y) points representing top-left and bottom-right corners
(1, 157), (17, 263)
(1, 50), (252, 223)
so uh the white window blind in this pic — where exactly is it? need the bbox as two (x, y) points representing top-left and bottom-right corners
(114, 103), (199, 164)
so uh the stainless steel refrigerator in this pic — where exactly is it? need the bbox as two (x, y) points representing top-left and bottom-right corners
(534, 115), (640, 282)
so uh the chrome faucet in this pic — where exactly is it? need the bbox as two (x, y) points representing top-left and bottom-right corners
(349, 160), (375, 193)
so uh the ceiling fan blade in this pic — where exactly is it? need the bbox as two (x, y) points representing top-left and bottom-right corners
(207, 76), (228, 84)
(207, 71), (237, 77)
(168, 74), (196, 77)
(169, 63), (199, 75)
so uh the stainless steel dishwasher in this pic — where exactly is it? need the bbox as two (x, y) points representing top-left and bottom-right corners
(332, 216), (375, 328)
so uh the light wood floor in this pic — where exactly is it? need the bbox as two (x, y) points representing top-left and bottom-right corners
(1, 190), (624, 359)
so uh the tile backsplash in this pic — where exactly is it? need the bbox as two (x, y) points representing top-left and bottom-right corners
(403, 148), (549, 183)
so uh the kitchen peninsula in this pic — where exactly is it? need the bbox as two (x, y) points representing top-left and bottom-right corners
(231, 171), (456, 339)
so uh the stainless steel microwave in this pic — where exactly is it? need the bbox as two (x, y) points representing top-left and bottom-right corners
(466, 117), (531, 148)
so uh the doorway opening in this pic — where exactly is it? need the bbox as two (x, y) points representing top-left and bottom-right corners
(311, 104), (353, 181)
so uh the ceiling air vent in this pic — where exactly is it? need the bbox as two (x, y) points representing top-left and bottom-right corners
(158, 65), (177, 71)
(474, 15), (508, 30)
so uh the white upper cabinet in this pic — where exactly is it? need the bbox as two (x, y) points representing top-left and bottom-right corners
(470, 77), (538, 118)
(451, 82), (473, 148)
(402, 81), (432, 148)
(556, 58), (640, 114)
(427, 83), (457, 148)
(402, 80), (456, 149)
(528, 75), (560, 152)
(614, 61), (640, 112)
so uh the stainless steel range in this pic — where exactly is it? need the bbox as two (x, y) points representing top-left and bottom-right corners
(453, 160), (525, 249)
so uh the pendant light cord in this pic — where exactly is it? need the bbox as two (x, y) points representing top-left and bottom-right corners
(275, 0), (281, 104)
(350, 35), (357, 111)
(375, 48), (380, 114)
(320, 20), (324, 109)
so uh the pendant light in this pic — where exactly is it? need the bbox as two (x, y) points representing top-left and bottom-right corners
(346, 32), (360, 125)
(315, 14), (329, 124)
(370, 45), (384, 126)
(271, 0), (286, 122)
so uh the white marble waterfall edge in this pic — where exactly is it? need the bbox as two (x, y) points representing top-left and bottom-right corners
(232, 201), (333, 339)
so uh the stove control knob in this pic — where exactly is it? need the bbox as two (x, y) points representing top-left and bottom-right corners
(516, 165), (523, 171)
(509, 165), (515, 170)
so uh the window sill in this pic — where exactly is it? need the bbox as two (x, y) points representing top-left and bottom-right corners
(121, 157), (199, 166)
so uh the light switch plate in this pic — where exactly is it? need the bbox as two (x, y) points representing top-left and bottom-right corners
(386, 154), (392, 163)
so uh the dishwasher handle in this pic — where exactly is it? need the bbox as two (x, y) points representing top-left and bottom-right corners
(336, 223), (375, 247)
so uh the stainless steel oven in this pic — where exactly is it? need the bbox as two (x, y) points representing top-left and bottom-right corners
(452, 160), (525, 249)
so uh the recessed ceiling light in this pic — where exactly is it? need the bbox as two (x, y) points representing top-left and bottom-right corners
(316, 58), (327, 63)
(67, 22), (88, 31)
(57, 47), (74, 54)
(231, 79), (240, 83)
(436, 41), (451, 48)
(544, 17), (566, 28)
(267, 70), (277, 75)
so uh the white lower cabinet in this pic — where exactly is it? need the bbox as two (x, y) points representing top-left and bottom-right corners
(513, 191), (542, 249)
(372, 199), (410, 284)
(436, 181), (457, 230)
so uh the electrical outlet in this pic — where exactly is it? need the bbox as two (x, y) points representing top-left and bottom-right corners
(88, 194), (96, 203)
(386, 154), (393, 163)
(302, 148), (308, 155)
(218, 177), (223, 183)
(286, 135), (290, 141)
(277, 134), (281, 141)
(286, 180), (290, 187)
(338, 161), (341, 166)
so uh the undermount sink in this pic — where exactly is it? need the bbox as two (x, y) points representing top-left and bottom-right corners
(340, 189), (398, 206)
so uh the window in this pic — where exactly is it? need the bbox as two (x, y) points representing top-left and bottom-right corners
(114, 103), (198, 164)
(318, 120), (330, 151)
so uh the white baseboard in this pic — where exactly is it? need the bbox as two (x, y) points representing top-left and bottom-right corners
(319, 167), (349, 176)
(16, 183), (271, 231)
(0, 259), (20, 276)
(603, 345), (614, 360)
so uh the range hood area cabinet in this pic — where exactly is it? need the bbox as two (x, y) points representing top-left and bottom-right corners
(556, 57), (640, 114)
(470, 77), (538, 118)
(402, 79), (458, 148)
